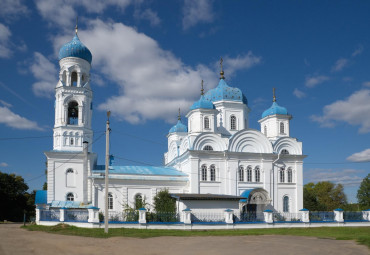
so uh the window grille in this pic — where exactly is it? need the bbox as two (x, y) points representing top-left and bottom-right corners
(255, 166), (260, 182)
(283, 196), (289, 212)
(66, 193), (74, 201)
(210, 165), (216, 181)
(230, 116), (236, 130)
(247, 166), (252, 182)
(203, 145), (213, 151)
(108, 193), (113, 210)
(280, 122), (285, 134)
(201, 164), (207, 181)
(279, 168), (285, 183)
(238, 166), (244, 181)
(204, 117), (210, 129)
(287, 168), (293, 183)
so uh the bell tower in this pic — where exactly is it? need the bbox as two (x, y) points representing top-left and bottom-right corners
(53, 25), (93, 152)
(45, 24), (97, 204)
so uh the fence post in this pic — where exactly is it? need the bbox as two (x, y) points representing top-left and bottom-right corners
(300, 208), (310, 223)
(263, 209), (273, 223)
(59, 208), (66, 222)
(224, 209), (234, 224)
(182, 208), (192, 224)
(362, 209), (370, 221)
(88, 207), (100, 223)
(35, 207), (41, 224)
(334, 208), (344, 222)
(138, 208), (147, 224)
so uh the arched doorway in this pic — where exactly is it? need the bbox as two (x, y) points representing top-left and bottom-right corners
(240, 188), (271, 214)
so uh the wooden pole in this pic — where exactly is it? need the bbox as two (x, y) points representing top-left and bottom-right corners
(104, 111), (111, 234)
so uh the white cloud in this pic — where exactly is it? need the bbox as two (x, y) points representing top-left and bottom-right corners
(51, 20), (260, 124)
(305, 75), (329, 88)
(362, 81), (370, 87)
(0, 162), (8, 167)
(134, 8), (161, 27)
(305, 168), (364, 187)
(347, 149), (370, 162)
(311, 89), (370, 133)
(30, 52), (58, 98)
(293, 88), (306, 99)
(222, 53), (262, 78)
(0, 23), (12, 58)
(182, 0), (214, 30)
(0, 0), (28, 20)
(35, 0), (132, 28)
(351, 44), (364, 57)
(331, 58), (349, 72)
(0, 106), (42, 130)
(0, 99), (12, 108)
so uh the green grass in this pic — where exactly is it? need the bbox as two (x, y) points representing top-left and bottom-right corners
(23, 224), (370, 248)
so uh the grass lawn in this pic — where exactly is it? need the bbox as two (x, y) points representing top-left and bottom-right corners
(23, 224), (370, 248)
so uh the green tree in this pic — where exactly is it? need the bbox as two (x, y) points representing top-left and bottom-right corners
(0, 172), (29, 221)
(303, 181), (347, 211)
(153, 189), (176, 213)
(357, 173), (370, 209)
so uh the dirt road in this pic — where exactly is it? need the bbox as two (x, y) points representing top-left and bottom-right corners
(0, 224), (368, 255)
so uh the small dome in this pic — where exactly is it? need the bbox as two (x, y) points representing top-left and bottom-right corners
(169, 120), (188, 133)
(58, 34), (92, 63)
(261, 102), (288, 118)
(190, 95), (215, 110)
(203, 79), (248, 105)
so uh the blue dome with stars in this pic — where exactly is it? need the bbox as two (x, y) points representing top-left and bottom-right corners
(169, 120), (188, 133)
(190, 95), (215, 110)
(261, 101), (288, 118)
(203, 79), (248, 105)
(58, 34), (92, 64)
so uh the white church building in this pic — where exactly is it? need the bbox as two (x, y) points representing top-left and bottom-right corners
(38, 29), (306, 216)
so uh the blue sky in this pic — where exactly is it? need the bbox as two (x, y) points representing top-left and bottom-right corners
(0, 0), (369, 203)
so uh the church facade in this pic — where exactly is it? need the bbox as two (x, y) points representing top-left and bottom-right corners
(42, 30), (305, 215)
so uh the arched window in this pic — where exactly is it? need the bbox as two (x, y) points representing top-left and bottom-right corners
(281, 149), (289, 155)
(66, 168), (75, 187)
(279, 167), (285, 183)
(280, 122), (285, 134)
(201, 164), (207, 181)
(67, 101), (79, 125)
(134, 194), (143, 209)
(230, 115), (236, 130)
(108, 193), (113, 210)
(238, 166), (244, 182)
(71, 71), (77, 86)
(61, 70), (67, 84)
(287, 168), (293, 183)
(210, 165), (216, 181)
(247, 166), (252, 182)
(255, 166), (260, 182)
(283, 196), (289, 212)
(66, 193), (74, 201)
(203, 145), (213, 151)
(264, 125), (267, 135)
(70, 138), (74, 145)
(204, 117), (210, 129)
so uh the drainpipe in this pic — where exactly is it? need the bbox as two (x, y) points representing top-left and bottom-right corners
(271, 153), (281, 208)
(83, 141), (88, 204)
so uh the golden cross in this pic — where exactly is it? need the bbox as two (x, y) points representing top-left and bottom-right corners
(201, 80), (204, 95)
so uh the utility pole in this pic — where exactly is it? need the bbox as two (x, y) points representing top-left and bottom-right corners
(104, 111), (111, 234)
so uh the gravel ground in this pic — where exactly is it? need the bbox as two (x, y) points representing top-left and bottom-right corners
(0, 224), (368, 255)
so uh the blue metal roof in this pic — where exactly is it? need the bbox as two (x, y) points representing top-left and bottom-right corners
(93, 165), (187, 176)
(240, 189), (254, 202)
(190, 95), (215, 110)
(261, 101), (288, 118)
(59, 34), (92, 63)
(35, 190), (47, 204)
(203, 79), (248, 105)
(50, 200), (90, 208)
(169, 120), (188, 133)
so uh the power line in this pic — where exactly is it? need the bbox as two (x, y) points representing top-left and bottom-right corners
(25, 132), (106, 183)
(0, 131), (105, 141)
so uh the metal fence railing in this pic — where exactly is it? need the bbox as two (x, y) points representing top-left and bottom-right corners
(146, 212), (181, 223)
(234, 212), (265, 223)
(40, 209), (60, 221)
(309, 211), (335, 222)
(273, 212), (302, 222)
(343, 211), (365, 222)
(191, 211), (225, 223)
(108, 210), (139, 222)
(65, 210), (89, 222)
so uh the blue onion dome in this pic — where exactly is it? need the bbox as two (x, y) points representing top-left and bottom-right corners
(203, 79), (248, 105)
(190, 95), (215, 110)
(169, 120), (188, 133)
(261, 101), (288, 118)
(58, 34), (92, 64)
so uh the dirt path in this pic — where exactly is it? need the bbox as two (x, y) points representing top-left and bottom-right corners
(0, 224), (368, 255)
